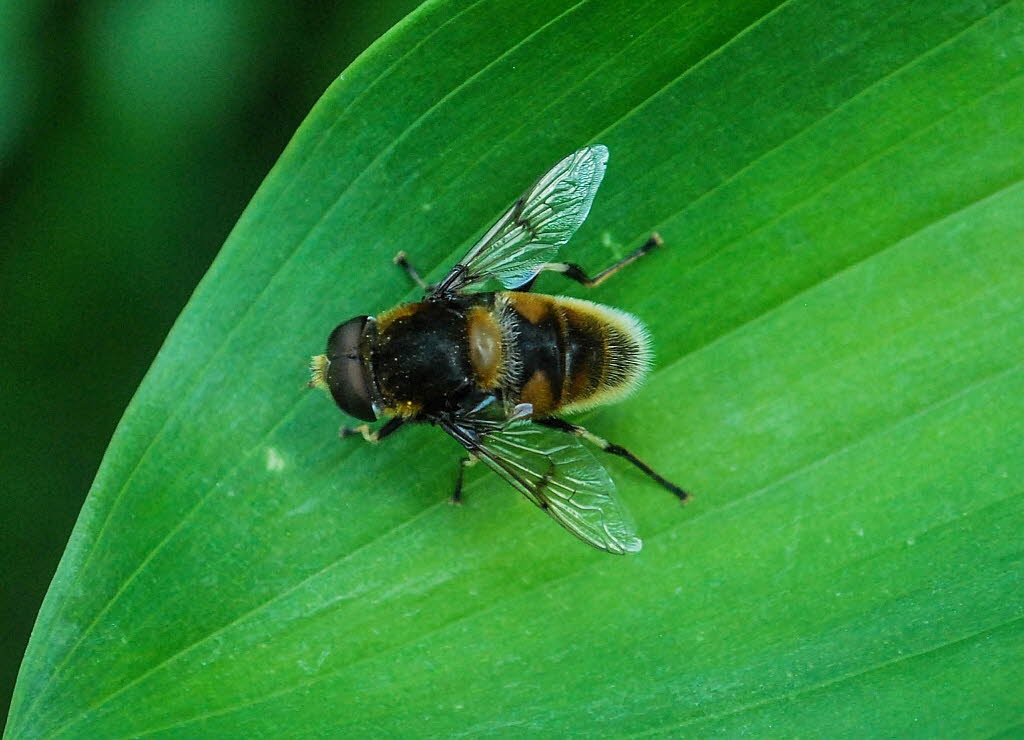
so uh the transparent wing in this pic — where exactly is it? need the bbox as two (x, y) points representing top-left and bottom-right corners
(441, 403), (641, 554)
(432, 145), (609, 295)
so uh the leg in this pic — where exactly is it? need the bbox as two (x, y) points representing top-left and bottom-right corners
(535, 417), (688, 502)
(534, 233), (664, 289)
(393, 251), (428, 290)
(450, 454), (478, 505)
(340, 416), (405, 443)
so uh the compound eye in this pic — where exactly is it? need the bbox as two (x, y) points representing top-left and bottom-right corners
(325, 316), (377, 422)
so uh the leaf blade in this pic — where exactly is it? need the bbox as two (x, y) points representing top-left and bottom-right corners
(8, 0), (1024, 736)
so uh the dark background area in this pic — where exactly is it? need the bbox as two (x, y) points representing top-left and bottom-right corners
(0, 0), (420, 720)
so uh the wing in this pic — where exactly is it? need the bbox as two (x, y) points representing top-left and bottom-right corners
(441, 404), (642, 554)
(431, 145), (609, 296)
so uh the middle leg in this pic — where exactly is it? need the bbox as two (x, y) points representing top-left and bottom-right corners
(340, 416), (405, 443)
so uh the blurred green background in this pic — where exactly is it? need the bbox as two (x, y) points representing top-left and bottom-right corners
(0, 0), (420, 721)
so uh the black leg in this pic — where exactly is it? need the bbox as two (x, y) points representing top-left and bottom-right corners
(450, 455), (478, 505)
(538, 233), (664, 289)
(340, 416), (405, 443)
(393, 251), (429, 291)
(535, 417), (688, 502)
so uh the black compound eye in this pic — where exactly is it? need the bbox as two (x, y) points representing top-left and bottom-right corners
(325, 316), (377, 422)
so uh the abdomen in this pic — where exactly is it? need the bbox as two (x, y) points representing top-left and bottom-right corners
(500, 292), (651, 417)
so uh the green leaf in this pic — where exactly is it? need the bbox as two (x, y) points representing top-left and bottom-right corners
(8, 0), (1024, 736)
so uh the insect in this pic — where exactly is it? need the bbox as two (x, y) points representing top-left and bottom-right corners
(309, 145), (687, 554)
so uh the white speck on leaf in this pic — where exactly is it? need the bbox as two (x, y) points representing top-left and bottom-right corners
(265, 447), (285, 472)
(600, 230), (622, 251)
(286, 498), (318, 517)
(298, 648), (331, 675)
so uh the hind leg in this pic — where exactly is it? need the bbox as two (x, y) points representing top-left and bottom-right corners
(535, 416), (688, 502)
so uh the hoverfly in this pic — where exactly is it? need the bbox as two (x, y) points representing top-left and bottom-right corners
(310, 145), (687, 554)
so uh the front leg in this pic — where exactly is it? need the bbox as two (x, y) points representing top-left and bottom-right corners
(393, 251), (429, 291)
(340, 416), (405, 443)
(449, 454), (478, 505)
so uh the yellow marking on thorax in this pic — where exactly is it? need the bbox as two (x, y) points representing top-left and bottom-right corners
(376, 302), (421, 332)
(467, 306), (504, 389)
(383, 400), (423, 418)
